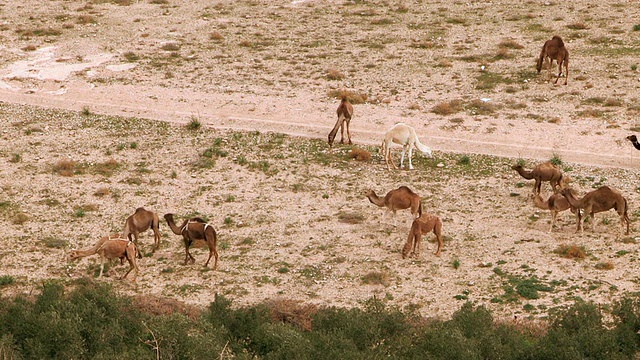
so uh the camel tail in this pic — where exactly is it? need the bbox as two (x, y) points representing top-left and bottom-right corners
(413, 131), (433, 158)
(536, 46), (545, 73)
(624, 198), (630, 234)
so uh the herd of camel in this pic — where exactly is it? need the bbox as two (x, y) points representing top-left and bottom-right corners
(68, 35), (634, 281)
(330, 35), (640, 260)
(69, 209), (219, 281)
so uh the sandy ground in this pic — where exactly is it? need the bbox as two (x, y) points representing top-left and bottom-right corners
(2, 0), (640, 320)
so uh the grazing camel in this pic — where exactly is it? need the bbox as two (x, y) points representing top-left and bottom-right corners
(122, 207), (161, 252)
(164, 213), (219, 270)
(626, 135), (640, 150)
(512, 162), (564, 194)
(536, 35), (569, 85)
(69, 235), (140, 281)
(381, 123), (433, 170)
(532, 192), (578, 232)
(402, 213), (443, 258)
(364, 186), (422, 226)
(328, 96), (354, 147)
(560, 186), (629, 235)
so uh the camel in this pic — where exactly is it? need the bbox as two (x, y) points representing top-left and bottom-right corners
(402, 213), (443, 258)
(512, 162), (564, 194)
(164, 213), (219, 270)
(69, 234), (140, 281)
(532, 192), (578, 232)
(381, 122), (433, 170)
(364, 186), (422, 226)
(122, 207), (161, 252)
(536, 35), (569, 85)
(328, 96), (354, 147)
(626, 135), (640, 150)
(560, 186), (629, 235)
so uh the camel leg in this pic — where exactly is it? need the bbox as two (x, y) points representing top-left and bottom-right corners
(99, 256), (105, 278)
(550, 211), (556, 232)
(400, 146), (406, 169)
(414, 232), (421, 257)
(339, 119), (345, 144)
(346, 119), (352, 145)
(205, 246), (219, 271)
(408, 146), (414, 170)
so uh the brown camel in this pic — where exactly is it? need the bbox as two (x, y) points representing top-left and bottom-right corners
(69, 234), (140, 281)
(364, 186), (422, 225)
(512, 162), (564, 194)
(560, 186), (629, 235)
(536, 35), (569, 85)
(402, 213), (443, 258)
(122, 207), (161, 252)
(532, 192), (578, 232)
(164, 213), (219, 270)
(328, 96), (354, 147)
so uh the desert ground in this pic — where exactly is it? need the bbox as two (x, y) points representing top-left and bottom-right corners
(2, 0), (640, 321)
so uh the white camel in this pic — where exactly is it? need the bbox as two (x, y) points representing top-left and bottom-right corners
(381, 122), (433, 170)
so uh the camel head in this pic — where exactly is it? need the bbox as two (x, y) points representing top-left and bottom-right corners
(627, 135), (638, 142)
(68, 250), (81, 261)
(511, 164), (523, 171)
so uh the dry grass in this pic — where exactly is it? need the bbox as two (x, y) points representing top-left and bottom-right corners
(361, 271), (391, 286)
(326, 68), (345, 80)
(267, 298), (318, 331)
(327, 90), (368, 104)
(93, 187), (111, 197)
(53, 159), (78, 177)
(210, 31), (224, 41)
(595, 262), (614, 270)
(432, 100), (463, 116)
(554, 244), (587, 259)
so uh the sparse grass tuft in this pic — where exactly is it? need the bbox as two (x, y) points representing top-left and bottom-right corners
(432, 100), (463, 115)
(210, 31), (224, 41)
(361, 271), (390, 286)
(337, 211), (365, 224)
(186, 116), (201, 130)
(595, 262), (614, 270)
(123, 51), (139, 62)
(567, 22), (588, 30)
(53, 159), (79, 176)
(554, 244), (587, 259)
(326, 68), (345, 80)
(327, 90), (368, 104)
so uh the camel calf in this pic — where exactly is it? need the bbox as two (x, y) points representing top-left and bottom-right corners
(403, 213), (443, 258)
(69, 235), (140, 281)
(532, 193), (578, 232)
(328, 96), (354, 147)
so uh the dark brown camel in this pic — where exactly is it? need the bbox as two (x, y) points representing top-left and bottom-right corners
(164, 213), (219, 270)
(627, 135), (640, 150)
(536, 35), (569, 85)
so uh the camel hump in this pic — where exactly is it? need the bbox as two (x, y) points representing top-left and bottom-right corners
(552, 35), (564, 46)
(134, 207), (146, 213)
(190, 217), (207, 223)
(398, 185), (415, 194)
(340, 95), (348, 102)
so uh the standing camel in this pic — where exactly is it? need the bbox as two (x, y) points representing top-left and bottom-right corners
(69, 235), (140, 281)
(402, 213), (443, 258)
(122, 207), (161, 252)
(532, 192), (578, 232)
(381, 123), (433, 170)
(364, 186), (422, 226)
(164, 213), (219, 270)
(536, 35), (569, 85)
(328, 96), (354, 147)
(560, 186), (629, 235)
(512, 162), (564, 194)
